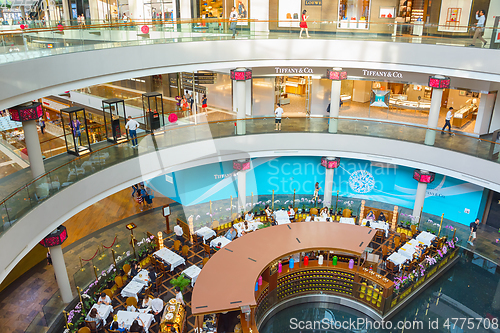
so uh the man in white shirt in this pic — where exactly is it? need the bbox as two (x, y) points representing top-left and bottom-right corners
(229, 7), (238, 38)
(97, 292), (111, 305)
(471, 10), (487, 47)
(244, 211), (253, 221)
(125, 116), (140, 147)
(150, 292), (164, 324)
(175, 287), (185, 305)
(174, 221), (184, 245)
(275, 103), (283, 131)
(441, 107), (453, 135)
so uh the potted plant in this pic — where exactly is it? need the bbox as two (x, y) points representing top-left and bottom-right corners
(170, 274), (191, 291)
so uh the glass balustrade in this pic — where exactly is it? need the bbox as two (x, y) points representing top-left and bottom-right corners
(0, 19), (497, 64)
(0, 116), (499, 239)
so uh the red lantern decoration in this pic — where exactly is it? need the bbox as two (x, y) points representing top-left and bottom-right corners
(233, 159), (250, 171)
(8, 102), (43, 122)
(168, 113), (178, 123)
(39, 226), (68, 247)
(413, 169), (436, 184)
(321, 157), (341, 169)
(230, 68), (252, 81)
(141, 25), (150, 34)
(327, 69), (347, 81)
(57, 24), (64, 32)
(20, 24), (25, 30)
(428, 76), (450, 89)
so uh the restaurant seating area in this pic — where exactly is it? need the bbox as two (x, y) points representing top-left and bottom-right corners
(64, 202), (457, 333)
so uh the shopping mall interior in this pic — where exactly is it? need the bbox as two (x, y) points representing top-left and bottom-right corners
(2, 0), (500, 333)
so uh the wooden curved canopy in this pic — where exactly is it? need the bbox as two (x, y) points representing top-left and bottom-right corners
(191, 222), (375, 315)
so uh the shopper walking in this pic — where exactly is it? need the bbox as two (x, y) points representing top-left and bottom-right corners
(274, 103), (283, 131)
(470, 10), (487, 48)
(125, 116), (139, 147)
(468, 218), (480, 246)
(229, 6), (238, 38)
(201, 94), (208, 112)
(185, 90), (193, 111)
(441, 107), (453, 135)
(299, 10), (310, 38)
(39, 119), (45, 134)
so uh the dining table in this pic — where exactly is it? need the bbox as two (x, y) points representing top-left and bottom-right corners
(416, 231), (437, 246)
(116, 310), (154, 331)
(233, 220), (263, 236)
(182, 265), (202, 287)
(153, 248), (186, 272)
(362, 219), (390, 237)
(121, 280), (145, 299)
(340, 217), (356, 225)
(195, 226), (216, 243)
(387, 252), (407, 268)
(90, 304), (113, 325)
(132, 270), (150, 286)
(274, 210), (290, 225)
(398, 243), (417, 259)
(209, 236), (232, 249)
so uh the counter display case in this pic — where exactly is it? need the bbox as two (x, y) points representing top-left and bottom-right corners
(389, 95), (431, 110)
(160, 298), (186, 333)
(452, 104), (477, 128)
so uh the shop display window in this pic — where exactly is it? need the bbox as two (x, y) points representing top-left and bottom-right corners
(338, 0), (370, 29)
(379, 7), (395, 19)
(278, 0), (301, 28)
(437, 0), (472, 32)
(60, 106), (91, 156)
(200, 0), (224, 20)
(142, 92), (164, 132)
(102, 98), (128, 144)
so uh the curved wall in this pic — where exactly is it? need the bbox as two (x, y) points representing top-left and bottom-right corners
(0, 131), (498, 284)
(1, 39), (500, 110)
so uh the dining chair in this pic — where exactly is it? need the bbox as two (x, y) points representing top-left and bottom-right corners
(400, 232), (407, 243)
(102, 288), (113, 299)
(78, 327), (91, 333)
(173, 240), (181, 252)
(122, 263), (131, 275)
(192, 234), (201, 250)
(381, 245), (388, 258)
(203, 243), (212, 258)
(114, 276), (124, 289)
(410, 224), (417, 236)
(182, 245), (190, 263)
(310, 208), (318, 216)
(202, 257), (209, 267)
(85, 321), (98, 333)
(394, 236), (400, 249)
(211, 220), (219, 229)
(155, 273), (164, 293)
(126, 297), (138, 309)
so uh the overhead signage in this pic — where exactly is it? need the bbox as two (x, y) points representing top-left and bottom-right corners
(274, 67), (315, 74)
(361, 70), (404, 79)
(305, 0), (322, 5)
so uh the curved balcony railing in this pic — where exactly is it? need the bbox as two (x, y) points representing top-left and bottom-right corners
(0, 18), (498, 64)
(0, 116), (499, 239)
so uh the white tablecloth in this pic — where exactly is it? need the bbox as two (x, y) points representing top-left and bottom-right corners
(234, 221), (263, 236)
(362, 220), (390, 237)
(398, 243), (417, 258)
(116, 310), (154, 331)
(195, 226), (216, 243)
(210, 236), (231, 248)
(416, 231), (436, 246)
(132, 270), (150, 286)
(314, 216), (328, 222)
(407, 238), (425, 247)
(153, 248), (186, 272)
(340, 217), (356, 225)
(121, 280), (144, 299)
(182, 265), (202, 287)
(274, 210), (290, 224)
(90, 304), (113, 325)
(387, 252), (407, 268)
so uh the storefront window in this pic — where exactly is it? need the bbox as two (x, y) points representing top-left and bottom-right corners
(338, 0), (370, 29)
(200, 0), (224, 19)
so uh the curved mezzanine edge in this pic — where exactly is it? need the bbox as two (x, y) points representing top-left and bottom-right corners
(0, 132), (498, 284)
(1, 39), (500, 110)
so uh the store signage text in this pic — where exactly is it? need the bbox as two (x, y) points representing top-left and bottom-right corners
(214, 172), (237, 180)
(305, 0), (322, 5)
(362, 70), (403, 79)
(275, 67), (314, 74)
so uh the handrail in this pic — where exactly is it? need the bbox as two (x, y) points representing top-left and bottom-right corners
(0, 115), (499, 237)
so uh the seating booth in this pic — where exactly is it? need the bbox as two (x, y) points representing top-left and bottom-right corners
(60, 106), (91, 156)
(102, 98), (128, 144)
(142, 92), (164, 132)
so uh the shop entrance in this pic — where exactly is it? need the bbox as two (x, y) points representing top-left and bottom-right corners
(274, 76), (312, 116)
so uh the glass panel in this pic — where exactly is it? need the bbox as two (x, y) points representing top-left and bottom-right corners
(103, 102), (113, 141)
(61, 112), (75, 152)
(24, 312), (47, 333)
(73, 261), (94, 290)
(42, 290), (65, 327)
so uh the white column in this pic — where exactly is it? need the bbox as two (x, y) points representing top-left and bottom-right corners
(88, 0), (100, 23)
(235, 80), (247, 135)
(23, 120), (45, 178)
(129, 0), (145, 21)
(50, 245), (74, 303)
(179, 0), (192, 31)
(237, 170), (247, 213)
(412, 181), (428, 222)
(62, 0), (71, 23)
(328, 80), (342, 133)
(425, 84), (444, 146)
(323, 168), (334, 207)
(250, 0), (269, 34)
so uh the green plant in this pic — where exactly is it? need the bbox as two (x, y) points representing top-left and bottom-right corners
(170, 274), (191, 291)
(258, 222), (271, 229)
